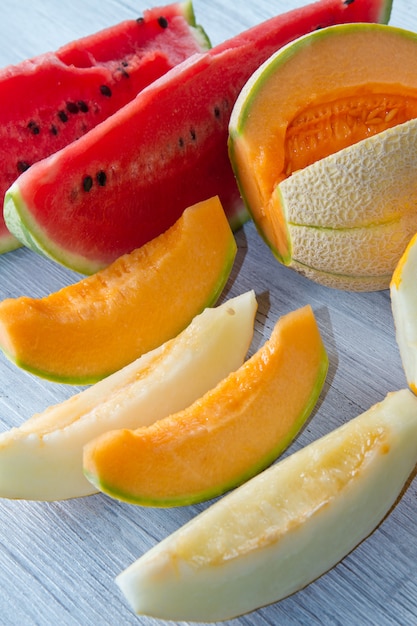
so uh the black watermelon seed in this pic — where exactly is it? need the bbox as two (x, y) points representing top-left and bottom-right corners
(83, 175), (93, 192)
(66, 101), (79, 114)
(178, 137), (184, 148)
(122, 60), (129, 67)
(77, 100), (89, 113)
(343, 0), (355, 4)
(58, 110), (69, 123)
(214, 106), (220, 118)
(96, 170), (107, 186)
(17, 160), (30, 173)
(28, 120), (40, 135)
(136, 16), (145, 24)
(157, 16), (168, 28)
(100, 85), (112, 97)
(190, 128), (196, 140)
(50, 124), (58, 135)
(118, 65), (130, 79)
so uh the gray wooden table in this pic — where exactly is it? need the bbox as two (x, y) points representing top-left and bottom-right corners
(0, 0), (415, 624)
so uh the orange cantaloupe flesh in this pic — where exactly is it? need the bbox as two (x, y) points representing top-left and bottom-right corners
(0, 196), (236, 384)
(229, 23), (417, 259)
(83, 304), (328, 507)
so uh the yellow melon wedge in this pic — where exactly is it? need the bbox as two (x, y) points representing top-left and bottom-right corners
(390, 232), (417, 393)
(0, 196), (236, 384)
(0, 291), (257, 501)
(116, 388), (417, 623)
(83, 304), (328, 507)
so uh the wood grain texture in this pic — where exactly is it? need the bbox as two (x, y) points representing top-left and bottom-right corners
(0, 0), (416, 624)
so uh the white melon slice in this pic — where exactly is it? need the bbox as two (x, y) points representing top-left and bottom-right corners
(390, 232), (417, 393)
(0, 291), (257, 500)
(116, 388), (417, 622)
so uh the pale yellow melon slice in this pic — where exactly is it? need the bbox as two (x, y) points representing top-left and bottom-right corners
(391, 232), (417, 393)
(116, 388), (417, 622)
(0, 291), (257, 501)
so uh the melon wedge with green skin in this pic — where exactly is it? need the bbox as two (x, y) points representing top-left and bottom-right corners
(116, 388), (417, 623)
(0, 291), (256, 501)
(0, 196), (236, 384)
(4, 0), (392, 274)
(83, 304), (328, 507)
(228, 22), (417, 292)
(391, 232), (417, 394)
(0, 1), (210, 255)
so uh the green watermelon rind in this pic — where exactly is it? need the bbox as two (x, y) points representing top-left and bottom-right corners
(379, 0), (393, 24)
(0, 228), (19, 255)
(4, 184), (98, 275)
(181, 0), (211, 50)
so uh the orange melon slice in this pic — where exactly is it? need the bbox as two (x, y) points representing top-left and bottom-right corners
(83, 304), (328, 507)
(116, 388), (417, 622)
(228, 23), (417, 291)
(0, 196), (236, 384)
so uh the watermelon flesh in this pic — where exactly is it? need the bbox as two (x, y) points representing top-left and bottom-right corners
(0, 1), (209, 253)
(4, 0), (392, 274)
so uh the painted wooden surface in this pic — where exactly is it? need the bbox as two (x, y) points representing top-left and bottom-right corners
(0, 0), (415, 624)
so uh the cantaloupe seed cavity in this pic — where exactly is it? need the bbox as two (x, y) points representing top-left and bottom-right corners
(283, 93), (417, 177)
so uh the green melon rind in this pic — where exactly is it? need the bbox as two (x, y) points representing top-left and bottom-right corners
(0, 229), (19, 255)
(181, 0), (211, 50)
(4, 182), (104, 275)
(84, 345), (329, 507)
(227, 200), (249, 232)
(378, 0), (393, 24)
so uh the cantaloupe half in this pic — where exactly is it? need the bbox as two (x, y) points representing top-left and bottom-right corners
(116, 388), (417, 622)
(0, 196), (236, 384)
(0, 291), (257, 501)
(229, 23), (417, 291)
(391, 233), (417, 393)
(83, 304), (328, 506)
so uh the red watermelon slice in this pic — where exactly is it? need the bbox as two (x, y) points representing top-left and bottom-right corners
(5, 0), (392, 274)
(0, 1), (209, 253)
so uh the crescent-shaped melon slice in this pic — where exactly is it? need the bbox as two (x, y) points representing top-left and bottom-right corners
(0, 196), (236, 383)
